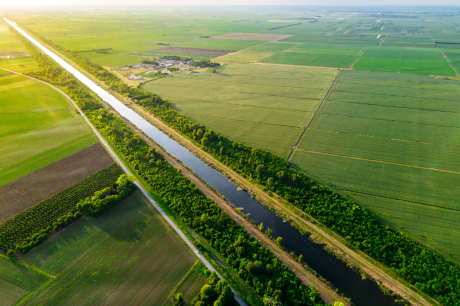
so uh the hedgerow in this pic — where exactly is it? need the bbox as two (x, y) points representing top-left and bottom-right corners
(0, 164), (123, 253)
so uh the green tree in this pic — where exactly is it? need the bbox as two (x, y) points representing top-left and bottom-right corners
(256, 164), (264, 175)
(176, 293), (184, 305)
(258, 222), (264, 231)
(276, 237), (284, 248)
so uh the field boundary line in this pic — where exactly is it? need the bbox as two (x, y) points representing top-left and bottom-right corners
(310, 128), (460, 149)
(296, 148), (460, 174)
(255, 42), (306, 63)
(339, 189), (460, 213)
(174, 96), (319, 112)
(431, 36), (460, 77)
(169, 261), (199, 298)
(151, 83), (323, 100)
(212, 41), (270, 62)
(348, 45), (367, 70)
(327, 98), (460, 114)
(287, 70), (342, 161)
(0, 132), (95, 178)
(184, 113), (307, 128)
(320, 112), (460, 130)
(252, 62), (339, 70)
(154, 78), (331, 92)
(0, 67), (247, 306)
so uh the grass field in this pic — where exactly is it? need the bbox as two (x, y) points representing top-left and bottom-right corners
(142, 63), (338, 158)
(0, 73), (97, 186)
(291, 70), (460, 264)
(261, 43), (366, 68)
(2, 191), (204, 305)
(352, 46), (456, 76)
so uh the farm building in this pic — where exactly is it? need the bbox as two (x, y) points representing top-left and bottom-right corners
(129, 74), (143, 80)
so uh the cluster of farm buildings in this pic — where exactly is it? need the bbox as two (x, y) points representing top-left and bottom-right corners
(121, 58), (205, 80)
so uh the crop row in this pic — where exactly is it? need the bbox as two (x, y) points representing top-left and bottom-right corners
(0, 164), (124, 251)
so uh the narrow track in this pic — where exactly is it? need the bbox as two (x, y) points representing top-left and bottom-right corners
(287, 70), (342, 161)
(348, 46), (367, 70)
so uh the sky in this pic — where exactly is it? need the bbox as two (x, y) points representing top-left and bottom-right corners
(0, 0), (459, 7)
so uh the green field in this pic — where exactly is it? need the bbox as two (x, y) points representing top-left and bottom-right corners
(0, 192), (204, 306)
(142, 63), (338, 158)
(442, 48), (460, 74)
(261, 43), (366, 68)
(0, 73), (97, 186)
(291, 70), (460, 263)
(382, 35), (435, 48)
(216, 42), (297, 64)
(353, 46), (456, 76)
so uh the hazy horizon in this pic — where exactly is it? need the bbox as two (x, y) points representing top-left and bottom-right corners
(1, 1), (460, 9)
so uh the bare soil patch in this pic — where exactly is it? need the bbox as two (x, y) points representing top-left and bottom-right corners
(0, 51), (30, 58)
(212, 33), (293, 41)
(152, 47), (235, 56)
(0, 143), (114, 223)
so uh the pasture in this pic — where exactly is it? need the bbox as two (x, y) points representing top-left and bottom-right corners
(352, 46), (456, 76)
(0, 192), (203, 305)
(0, 73), (97, 186)
(291, 70), (460, 264)
(261, 43), (366, 68)
(142, 63), (338, 158)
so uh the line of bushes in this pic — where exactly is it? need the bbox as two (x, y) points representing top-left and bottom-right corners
(190, 271), (235, 306)
(0, 164), (124, 254)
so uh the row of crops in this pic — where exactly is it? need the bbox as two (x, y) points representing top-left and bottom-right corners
(0, 164), (124, 252)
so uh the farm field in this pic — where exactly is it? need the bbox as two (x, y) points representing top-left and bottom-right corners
(0, 192), (203, 306)
(0, 143), (114, 223)
(442, 48), (460, 74)
(142, 63), (338, 158)
(0, 22), (41, 73)
(260, 43), (366, 68)
(0, 73), (97, 186)
(382, 35), (435, 48)
(215, 42), (297, 64)
(352, 46), (456, 76)
(0, 255), (51, 306)
(291, 70), (460, 263)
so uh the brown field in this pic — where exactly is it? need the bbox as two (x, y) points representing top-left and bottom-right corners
(0, 143), (114, 222)
(152, 47), (234, 56)
(212, 33), (293, 41)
